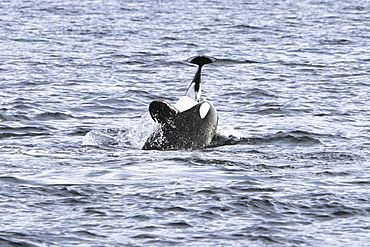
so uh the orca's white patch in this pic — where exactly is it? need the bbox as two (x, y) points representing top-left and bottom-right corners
(186, 82), (201, 101)
(175, 96), (198, 112)
(199, 102), (210, 119)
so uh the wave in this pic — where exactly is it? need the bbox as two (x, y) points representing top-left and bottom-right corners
(0, 126), (49, 139)
(34, 112), (74, 121)
(0, 236), (39, 247)
(1, 112), (73, 122)
(0, 176), (43, 186)
(246, 131), (323, 146)
(215, 58), (259, 64)
(0, 113), (31, 121)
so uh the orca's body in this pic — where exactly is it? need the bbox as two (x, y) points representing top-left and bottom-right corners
(143, 56), (218, 150)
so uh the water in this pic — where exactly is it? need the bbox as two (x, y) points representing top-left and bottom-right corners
(1, 0), (370, 246)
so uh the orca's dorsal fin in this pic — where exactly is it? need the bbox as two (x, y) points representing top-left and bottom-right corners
(149, 101), (179, 124)
(185, 55), (216, 101)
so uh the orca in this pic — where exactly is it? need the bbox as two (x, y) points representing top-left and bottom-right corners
(142, 55), (218, 150)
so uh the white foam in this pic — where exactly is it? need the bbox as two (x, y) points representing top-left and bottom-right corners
(117, 113), (159, 149)
(82, 129), (118, 146)
(216, 125), (242, 140)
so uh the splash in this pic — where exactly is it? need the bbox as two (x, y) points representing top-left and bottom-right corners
(82, 113), (159, 149)
(207, 125), (243, 148)
(82, 116), (243, 149)
(216, 125), (242, 139)
(117, 113), (159, 149)
(82, 129), (120, 146)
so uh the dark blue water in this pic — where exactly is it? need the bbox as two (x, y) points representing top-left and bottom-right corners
(1, 0), (370, 246)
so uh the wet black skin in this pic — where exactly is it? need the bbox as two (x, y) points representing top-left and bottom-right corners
(142, 101), (218, 150)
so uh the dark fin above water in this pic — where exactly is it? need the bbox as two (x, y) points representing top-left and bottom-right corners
(149, 101), (179, 124)
(187, 55), (216, 66)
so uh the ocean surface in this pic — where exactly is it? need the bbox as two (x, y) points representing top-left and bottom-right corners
(1, 0), (370, 246)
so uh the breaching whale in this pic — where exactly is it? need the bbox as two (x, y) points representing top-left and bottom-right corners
(142, 56), (218, 150)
